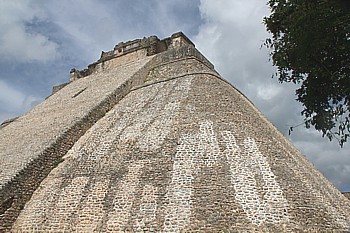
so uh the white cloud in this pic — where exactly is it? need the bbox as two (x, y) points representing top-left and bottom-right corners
(0, 80), (41, 123)
(257, 84), (282, 100)
(195, 0), (272, 91)
(44, 0), (201, 63)
(22, 94), (41, 111)
(199, 0), (262, 25)
(0, 0), (59, 62)
(44, 0), (118, 59)
(0, 79), (25, 109)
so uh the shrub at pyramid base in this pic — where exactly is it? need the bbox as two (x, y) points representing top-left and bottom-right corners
(1, 32), (349, 232)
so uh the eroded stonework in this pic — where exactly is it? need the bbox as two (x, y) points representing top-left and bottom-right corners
(1, 32), (350, 232)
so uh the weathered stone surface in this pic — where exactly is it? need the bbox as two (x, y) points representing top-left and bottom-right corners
(1, 32), (350, 232)
(344, 192), (350, 200)
(0, 53), (155, 230)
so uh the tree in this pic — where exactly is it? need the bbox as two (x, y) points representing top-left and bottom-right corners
(263, 0), (350, 146)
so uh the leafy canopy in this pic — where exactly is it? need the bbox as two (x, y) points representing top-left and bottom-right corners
(263, 0), (350, 146)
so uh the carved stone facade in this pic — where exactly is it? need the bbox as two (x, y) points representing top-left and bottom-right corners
(1, 32), (349, 232)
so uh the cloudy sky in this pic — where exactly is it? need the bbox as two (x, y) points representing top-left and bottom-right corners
(0, 0), (349, 192)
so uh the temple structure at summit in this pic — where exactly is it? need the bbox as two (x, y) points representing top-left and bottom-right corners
(0, 32), (349, 232)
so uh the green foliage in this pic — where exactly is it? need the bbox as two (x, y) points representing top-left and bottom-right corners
(264, 0), (350, 146)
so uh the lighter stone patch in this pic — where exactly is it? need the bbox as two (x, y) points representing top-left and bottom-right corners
(138, 101), (180, 152)
(45, 176), (90, 231)
(106, 160), (145, 232)
(163, 120), (221, 232)
(243, 137), (289, 224)
(198, 120), (220, 167)
(75, 179), (109, 232)
(163, 134), (196, 233)
(163, 120), (289, 230)
(222, 132), (289, 225)
(135, 184), (159, 231)
(137, 77), (193, 152)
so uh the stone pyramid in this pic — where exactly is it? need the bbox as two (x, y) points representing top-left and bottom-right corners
(1, 32), (349, 232)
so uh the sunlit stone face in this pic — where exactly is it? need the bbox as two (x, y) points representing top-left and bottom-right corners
(7, 33), (350, 232)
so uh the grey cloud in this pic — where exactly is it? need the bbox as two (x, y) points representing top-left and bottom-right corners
(0, 79), (42, 123)
(44, 0), (201, 63)
(0, 80), (25, 111)
(294, 132), (350, 191)
(0, 0), (59, 63)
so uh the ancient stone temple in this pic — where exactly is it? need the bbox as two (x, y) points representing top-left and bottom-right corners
(0, 32), (349, 232)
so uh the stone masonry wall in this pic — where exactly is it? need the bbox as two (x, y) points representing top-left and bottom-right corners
(0, 39), (216, 230)
(2, 32), (350, 232)
(0, 56), (155, 230)
(13, 55), (350, 232)
(12, 59), (212, 232)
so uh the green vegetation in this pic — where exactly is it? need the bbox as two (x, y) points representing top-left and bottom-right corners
(263, 0), (350, 146)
